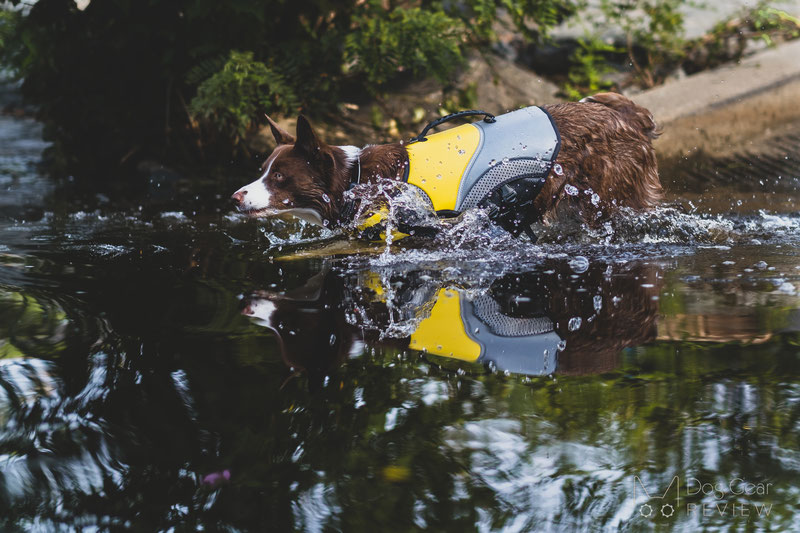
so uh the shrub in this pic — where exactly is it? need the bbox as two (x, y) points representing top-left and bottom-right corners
(344, 7), (464, 87)
(189, 51), (299, 148)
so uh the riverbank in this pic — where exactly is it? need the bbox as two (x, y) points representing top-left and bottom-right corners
(637, 38), (800, 160)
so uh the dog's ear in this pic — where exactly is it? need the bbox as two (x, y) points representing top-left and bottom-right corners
(295, 115), (325, 159)
(265, 114), (295, 145)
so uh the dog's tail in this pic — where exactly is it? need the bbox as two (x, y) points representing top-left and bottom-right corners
(580, 92), (661, 140)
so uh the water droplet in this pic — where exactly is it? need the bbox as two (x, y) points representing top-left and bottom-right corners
(568, 317), (582, 331)
(489, 159), (497, 167)
(593, 295), (602, 312)
(322, 193), (331, 203)
(282, 198), (290, 204)
(565, 184), (579, 196)
(329, 333), (336, 345)
(591, 193), (601, 206)
(569, 256), (589, 273)
(557, 340), (567, 351)
(502, 157), (509, 165)
(436, 174), (442, 180)
(458, 149), (465, 155)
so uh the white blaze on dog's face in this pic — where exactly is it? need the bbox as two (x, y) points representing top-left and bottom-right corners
(232, 145), (288, 214)
(232, 144), (324, 220)
(242, 298), (277, 330)
(231, 115), (339, 226)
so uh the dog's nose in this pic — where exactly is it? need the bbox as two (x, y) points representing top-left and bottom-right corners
(231, 190), (247, 205)
(242, 304), (253, 315)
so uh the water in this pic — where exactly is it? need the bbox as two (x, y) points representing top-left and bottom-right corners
(2, 110), (800, 531)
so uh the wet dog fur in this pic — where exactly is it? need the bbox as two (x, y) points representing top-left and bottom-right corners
(231, 92), (663, 230)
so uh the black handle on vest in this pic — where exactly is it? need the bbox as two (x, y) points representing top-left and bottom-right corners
(408, 110), (496, 144)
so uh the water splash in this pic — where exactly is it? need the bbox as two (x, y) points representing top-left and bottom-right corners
(218, 184), (800, 270)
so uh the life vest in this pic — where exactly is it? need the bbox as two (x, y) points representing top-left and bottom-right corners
(348, 106), (560, 241)
(408, 288), (562, 375)
(359, 271), (563, 375)
(404, 106), (561, 237)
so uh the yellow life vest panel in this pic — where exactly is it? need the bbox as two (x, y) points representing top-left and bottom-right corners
(405, 106), (560, 215)
(409, 287), (562, 374)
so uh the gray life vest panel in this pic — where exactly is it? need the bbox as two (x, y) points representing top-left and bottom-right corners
(404, 106), (560, 237)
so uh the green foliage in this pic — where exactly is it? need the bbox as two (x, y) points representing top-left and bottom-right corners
(750, 3), (800, 41)
(563, 36), (621, 100)
(0, 289), (68, 360)
(559, 0), (688, 97)
(344, 7), (464, 87)
(0, 0), (582, 171)
(0, 8), (21, 66)
(189, 51), (299, 145)
(597, 0), (686, 87)
(685, 2), (800, 73)
(450, 0), (580, 43)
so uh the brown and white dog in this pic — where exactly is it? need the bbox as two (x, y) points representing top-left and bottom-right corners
(231, 92), (662, 233)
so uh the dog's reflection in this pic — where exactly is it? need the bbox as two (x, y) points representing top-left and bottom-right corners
(243, 261), (661, 385)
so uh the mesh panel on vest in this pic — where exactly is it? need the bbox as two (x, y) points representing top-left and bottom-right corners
(461, 158), (551, 210)
(471, 294), (554, 337)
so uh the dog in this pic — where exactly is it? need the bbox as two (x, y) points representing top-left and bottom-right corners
(231, 92), (662, 238)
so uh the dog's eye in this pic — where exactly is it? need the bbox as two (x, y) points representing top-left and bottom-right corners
(273, 172), (286, 183)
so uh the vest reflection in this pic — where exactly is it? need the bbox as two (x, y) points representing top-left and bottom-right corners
(242, 261), (661, 385)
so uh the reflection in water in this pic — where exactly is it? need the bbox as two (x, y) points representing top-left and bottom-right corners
(243, 261), (661, 380)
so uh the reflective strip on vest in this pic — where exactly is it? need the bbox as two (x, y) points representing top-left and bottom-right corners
(406, 106), (560, 213)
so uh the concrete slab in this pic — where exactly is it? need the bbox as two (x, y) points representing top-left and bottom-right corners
(632, 39), (800, 158)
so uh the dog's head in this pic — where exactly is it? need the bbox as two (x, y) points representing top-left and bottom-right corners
(241, 270), (364, 391)
(231, 116), (355, 225)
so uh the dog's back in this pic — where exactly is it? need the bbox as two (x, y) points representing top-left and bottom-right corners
(580, 92), (661, 140)
(538, 92), (663, 223)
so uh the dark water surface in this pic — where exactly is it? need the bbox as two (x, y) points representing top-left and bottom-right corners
(2, 111), (800, 532)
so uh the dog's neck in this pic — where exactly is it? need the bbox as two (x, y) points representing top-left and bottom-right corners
(339, 143), (409, 187)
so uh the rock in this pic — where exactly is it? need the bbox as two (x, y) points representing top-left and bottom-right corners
(457, 53), (563, 113)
